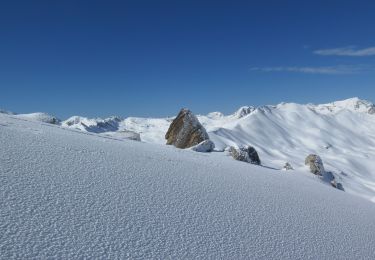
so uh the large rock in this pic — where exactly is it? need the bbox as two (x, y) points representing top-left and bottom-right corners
(165, 109), (209, 149)
(305, 154), (325, 175)
(190, 140), (215, 153)
(229, 146), (261, 165)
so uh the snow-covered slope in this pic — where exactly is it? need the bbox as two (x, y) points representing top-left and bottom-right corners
(207, 99), (375, 202)
(14, 112), (60, 124)
(1, 113), (375, 259)
(6, 98), (375, 202)
(58, 97), (375, 202)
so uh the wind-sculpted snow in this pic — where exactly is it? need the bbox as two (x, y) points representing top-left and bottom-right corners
(1, 113), (375, 259)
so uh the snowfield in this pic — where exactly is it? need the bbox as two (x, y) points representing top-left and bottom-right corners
(1, 112), (375, 259)
(60, 97), (375, 202)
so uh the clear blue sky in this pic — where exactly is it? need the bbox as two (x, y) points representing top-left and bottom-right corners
(1, 0), (375, 118)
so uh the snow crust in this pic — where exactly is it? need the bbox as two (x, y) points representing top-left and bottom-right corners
(1, 113), (375, 259)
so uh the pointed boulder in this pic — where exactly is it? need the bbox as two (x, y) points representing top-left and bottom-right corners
(166, 109), (209, 149)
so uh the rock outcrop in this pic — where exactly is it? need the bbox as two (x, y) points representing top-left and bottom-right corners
(368, 106), (375, 115)
(282, 162), (294, 171)
(305, 155), (344, 191)
(229, 146), (261, 165)
(324, 171), (344, 191)
(63, 116), (120, 133)
(234, 106), (255, 118)
(305, 154), (325, 175)
(165, 109), (209, 149)
(190, 140), (215, 153)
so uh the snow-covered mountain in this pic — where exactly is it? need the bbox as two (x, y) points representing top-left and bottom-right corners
(14, 112), (60, 124)
(1, 111), (375, 259)
(3, 97), (375, 202)
(49, 97), (375, 203)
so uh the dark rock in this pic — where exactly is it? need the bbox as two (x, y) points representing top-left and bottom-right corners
(283, 162), (294, 170)
(336, 183), (345, 191)
(305, 154), (325, 176)
(165, 109), (209, 149)
(229, 146), (261, 165)
(234, 106), (255, 118)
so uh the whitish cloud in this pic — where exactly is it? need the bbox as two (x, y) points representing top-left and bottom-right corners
(249, 65), (372, 75)
(314, 46), (375, 57)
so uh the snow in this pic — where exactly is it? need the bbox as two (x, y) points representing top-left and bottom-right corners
(62, 116), (120, 133)
(313, 97), (375, 114)
(1, 112), (375, 259)
(12, 98), (375, 203)
(0, 109), (14, 115)
(206, 100), (375, 202)
(189, 139), (215, 152)
(61, 97), (374, 203)
(6, 97), (375, 203)
(14, 112), (59, 124)
(233, 106), (256, 118)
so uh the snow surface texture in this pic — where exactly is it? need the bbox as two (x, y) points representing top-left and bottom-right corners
(1, 113), (375, 259)
(57, 97), (375, 202)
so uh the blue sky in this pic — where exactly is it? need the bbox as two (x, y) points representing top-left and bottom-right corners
(1, 0), (375, 118)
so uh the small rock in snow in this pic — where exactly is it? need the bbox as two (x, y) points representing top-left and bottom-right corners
(305, 154), (325, 176)
(282, 162), (294, 171)
(229, 146), (261, 165)
(190, 140), (215, 153)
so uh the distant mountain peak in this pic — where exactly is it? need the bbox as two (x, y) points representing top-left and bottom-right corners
(312, 97), (375, 114)
(234, 106), (256, 118)
(230, 98), (375, 117)
(62, 115), (121, 133)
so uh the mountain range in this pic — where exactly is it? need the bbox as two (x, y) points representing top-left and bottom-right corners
(4, 97), (375, 202)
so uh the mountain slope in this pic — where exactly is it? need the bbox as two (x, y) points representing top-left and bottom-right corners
(207, 100), (375, 202)
(1, 113), (375, 259)
(4, 98), (375, 202)
(56, 97), (375, 202)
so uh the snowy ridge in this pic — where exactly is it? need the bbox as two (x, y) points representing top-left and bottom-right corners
(0, 109), (15, 115)
(1, 112), (375, 259)
(312, 97), (375, 114)
(62, 115), (121, 133)
(14, 112), (60, 124)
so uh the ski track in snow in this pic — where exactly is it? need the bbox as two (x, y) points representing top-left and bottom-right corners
(1, 113), (375, 259)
